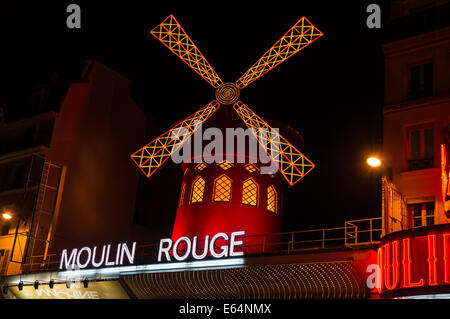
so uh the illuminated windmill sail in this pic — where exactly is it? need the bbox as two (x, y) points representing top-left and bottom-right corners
(131, 15), (322, 186)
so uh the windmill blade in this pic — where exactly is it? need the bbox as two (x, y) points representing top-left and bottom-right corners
(151, 15), (223, 88)
(235, 17), (323, 89)
(233, 101), (314, 186)
(131, 100), (220, 178)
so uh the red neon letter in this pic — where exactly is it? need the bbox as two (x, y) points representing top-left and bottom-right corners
(383, 241), (400, 290)
(444, 233), (450, 284)
(402, 238), (425, 288)
(377, 246), (383, 294)
(427, 235), (438, 286)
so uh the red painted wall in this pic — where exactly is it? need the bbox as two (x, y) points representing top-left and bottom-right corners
(170, 107), (286, 254)
(47, 61), (149, 253)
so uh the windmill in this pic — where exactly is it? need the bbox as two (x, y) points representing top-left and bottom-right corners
(131, 15), (323, 250)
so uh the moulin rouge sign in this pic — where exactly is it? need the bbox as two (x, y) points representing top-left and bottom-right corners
(378, 226), (450, 295)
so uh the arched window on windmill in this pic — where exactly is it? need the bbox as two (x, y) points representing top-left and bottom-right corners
(217, 161), (233, 171)
(195, 163), (207, 172)
(244, 163), (259, 173)
(213, 174), (232, 202)
(190, 176), (206, 203)
(242, 178), (258, 207)
(267, 185), (278, 214)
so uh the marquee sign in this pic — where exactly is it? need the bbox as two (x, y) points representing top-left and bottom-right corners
(378, 224), (450, 297)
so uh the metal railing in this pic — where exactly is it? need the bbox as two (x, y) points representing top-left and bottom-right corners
(242, 217), (382, 254)
(344, 218), (382, 246)
(7, 217), (383, 274)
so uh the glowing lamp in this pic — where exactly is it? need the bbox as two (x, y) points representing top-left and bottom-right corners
(2, 213), (12, 220)
(367, 157), (382, 168)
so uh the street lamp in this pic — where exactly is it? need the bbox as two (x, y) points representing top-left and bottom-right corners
(366, 155), (392, 180)
(2, 212), (12, 220)
(366, 156), (382, 168)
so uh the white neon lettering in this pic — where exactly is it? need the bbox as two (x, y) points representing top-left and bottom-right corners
(210, 232), (229, 258)
(229, 231), (245, 257)
(115, 244), (122, 265)
(60, 249), (78, 270)
(157, 231), (245, 262)
(60, 242), (136, 269)
(192, 235), (209, 260)
(120, 242), (136, 265)
(91, 246), (106, 267)
(76, 247), (92, 269)
(173, 236), (192, 261)
(105, 244), (115, 266)
(158, 238), (173, 262)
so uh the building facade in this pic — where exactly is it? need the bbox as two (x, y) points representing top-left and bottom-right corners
(0, 61), (152, 278)
(379, 0), (450, 298)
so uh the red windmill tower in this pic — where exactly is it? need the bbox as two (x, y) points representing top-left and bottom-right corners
(131, 15), (323, 253)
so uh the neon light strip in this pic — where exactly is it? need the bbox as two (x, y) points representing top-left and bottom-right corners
(57, 258), (245, 278)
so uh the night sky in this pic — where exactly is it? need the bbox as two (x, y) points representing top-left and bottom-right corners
(1, 1), (388, 231)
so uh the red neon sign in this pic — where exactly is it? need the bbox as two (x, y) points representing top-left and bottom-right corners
(378, 230), (450, 293)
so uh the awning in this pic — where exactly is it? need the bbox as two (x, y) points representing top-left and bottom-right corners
(121, 261), (369, 299)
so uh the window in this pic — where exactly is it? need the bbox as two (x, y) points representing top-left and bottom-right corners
(190, 177), (205, 203)
(217, 161), (233, 170)
(195, 163), (207, 172)
(0, 160), (29, 192)
(407, 125), (434, 170)
(409, 63), (433, 99)
(0, 249), (9, 276)
(267, 185), (277, 214)
(244, 163), (259, 173)
(242, 179), (258, 206)
(178, 183), (186, 207)
(213, 174), (232, 202)
(408, 201), (435, 228)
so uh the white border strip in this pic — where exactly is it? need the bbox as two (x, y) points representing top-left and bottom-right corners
(57, 258), (245, 278)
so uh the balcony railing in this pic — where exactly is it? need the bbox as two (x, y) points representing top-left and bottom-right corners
(241, 217), (382, 254)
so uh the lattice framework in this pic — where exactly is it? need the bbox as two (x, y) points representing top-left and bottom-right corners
(267, 185), (277, 213)
(131, 101), (220, 178)
(244, 163), (259, 173)
(195, 163), (207, 172)
(151, 15), (223, 88)
(233, 101), (315, 186)
(191, 176), (205, 203)
(218, 161), (233, 171)
(213, 174), (232, 202)
(132, 15), (322, 186)
(242, 178), (258, 207)
(235, 17), (323, 89)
